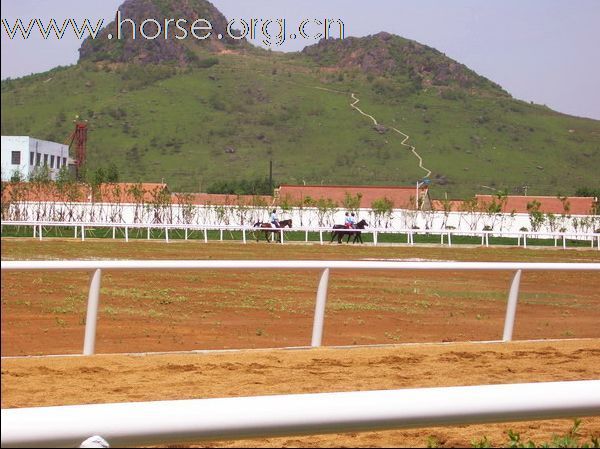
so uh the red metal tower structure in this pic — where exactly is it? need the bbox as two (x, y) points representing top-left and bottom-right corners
(67, 119), (88, 180)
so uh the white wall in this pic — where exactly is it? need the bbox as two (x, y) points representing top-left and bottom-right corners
(3, 202), (599, 236)
(1, 136), (71, 181)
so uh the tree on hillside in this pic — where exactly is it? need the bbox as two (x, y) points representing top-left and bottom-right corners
(106, 163), (120, 183)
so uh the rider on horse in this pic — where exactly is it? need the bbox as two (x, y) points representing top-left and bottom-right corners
(349, 212), (357, 229)
(344, 212), (352, 229)
(270, 209), (280, 228)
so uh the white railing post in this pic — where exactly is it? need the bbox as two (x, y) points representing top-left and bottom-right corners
(243, 229), (247, 244)
(185, 228), (188, 241)
(502, 270), (522, 342)
(83, 269), (102, 356)
(165, 227), (169, 243)
(125, 226), (129, 242)
(38, 224), (43, 241)
(147, 227), (150, 240)
(373, 231), (378, 246)
(319, 230), (323, 245)
(311, 268), (330, 347)
(204, 228), (208, 243)
(81, 225), (85, 242)
(563, 235), (566, 249)
(448, 232), (452, 247)
(112, 227), (116, 239)
(280, 229), (284, 244)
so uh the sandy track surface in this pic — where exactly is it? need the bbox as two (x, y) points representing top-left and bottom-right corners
(3, 240), (599, 446)
(3, 339), (599, 447)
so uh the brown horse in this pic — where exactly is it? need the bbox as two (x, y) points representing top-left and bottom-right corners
(330, 219), (368, 244)
(253, 219), (293, 242)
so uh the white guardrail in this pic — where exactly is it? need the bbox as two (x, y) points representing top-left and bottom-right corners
(1, 220), (599, 249)
(2, 260), (599, 356)
(2, 380), (600, 448)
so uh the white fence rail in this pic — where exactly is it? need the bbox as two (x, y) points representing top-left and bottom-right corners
(2, 260), (599, 356)
(2, 220), (599, 249)
(2, 380), (599, 448)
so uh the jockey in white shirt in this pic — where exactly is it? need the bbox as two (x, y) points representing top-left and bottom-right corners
(270, 209), (280, 228)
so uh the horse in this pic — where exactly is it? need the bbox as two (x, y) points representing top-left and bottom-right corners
(253, 219), (293, 243)
(330, 219), (369, 244)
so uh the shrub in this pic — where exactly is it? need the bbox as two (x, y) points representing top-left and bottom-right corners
(197, 57), (219, 69)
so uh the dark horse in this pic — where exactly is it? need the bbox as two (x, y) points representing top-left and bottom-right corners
(253, 219), (293, 242)
(330, 219), (369, 244)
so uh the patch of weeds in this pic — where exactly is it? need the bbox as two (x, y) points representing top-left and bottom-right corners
(426, 435), (441, 448)
(241, 297), (257, 308)
(102, 306), (117, 316)
(51, 305), (74, 314)
(471, 435), (491, 448)
(506, 429), (536, 448)
(55, 317), (67, 327)
(265, 299), (278, 313)
(384, 331), (401, 342)
(478, 419), (598, 448)
(255, 328), (264, 336)
(147, 309), (163, 318)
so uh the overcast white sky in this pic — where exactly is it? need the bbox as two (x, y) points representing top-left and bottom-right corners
(2, 0), (599, 119)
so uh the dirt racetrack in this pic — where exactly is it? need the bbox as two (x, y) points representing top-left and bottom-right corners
(2, 239), (600, 447)
(2, 340), (600, 447)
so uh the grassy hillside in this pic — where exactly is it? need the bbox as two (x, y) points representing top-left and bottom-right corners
(2, 46), (599, 198)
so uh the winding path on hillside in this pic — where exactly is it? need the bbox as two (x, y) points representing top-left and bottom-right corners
(314, 87), (431, 178)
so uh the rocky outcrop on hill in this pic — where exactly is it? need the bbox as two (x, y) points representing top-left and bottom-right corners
(79, 0), (246, 65)
(303, 32), (507, 94)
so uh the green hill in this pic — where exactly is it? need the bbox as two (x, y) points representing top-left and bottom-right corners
(2, 0), (599, 198)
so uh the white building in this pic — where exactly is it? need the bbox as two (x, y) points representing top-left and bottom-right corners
(1, 136), (73, 182)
